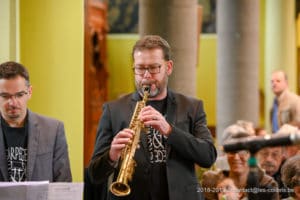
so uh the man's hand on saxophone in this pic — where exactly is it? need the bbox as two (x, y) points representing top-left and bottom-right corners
(139, 105), (172, 137)
(109, 128), (133, 162)
(109, 103), (172, 164)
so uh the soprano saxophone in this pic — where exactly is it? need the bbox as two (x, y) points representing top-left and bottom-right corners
(110, 85), (150, 196)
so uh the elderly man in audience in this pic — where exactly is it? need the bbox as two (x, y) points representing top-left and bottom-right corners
(257, 145), (288, 199)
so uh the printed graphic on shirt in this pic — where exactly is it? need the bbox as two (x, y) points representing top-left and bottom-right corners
(147, 126), (166, 163)
(6, 147), (27, 182)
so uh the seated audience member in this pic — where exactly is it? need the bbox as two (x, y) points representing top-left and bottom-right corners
(201, 170), (219, 200)
(281, 155), (300, 200)
(216, 175), (243, 200)
(257, 146), (288, 199)
(202, 169), (243, 200)
(215, 120), (256, 170)
(221, 121), (279, 199)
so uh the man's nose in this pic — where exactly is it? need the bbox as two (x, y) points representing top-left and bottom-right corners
(8, 96), (18, 104)
(265, 154), (273, 162)
(143, 69), (152, 78)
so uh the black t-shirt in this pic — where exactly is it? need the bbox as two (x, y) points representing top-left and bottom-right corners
(145, 98), (169, 200)
(2, 118), (28, 182)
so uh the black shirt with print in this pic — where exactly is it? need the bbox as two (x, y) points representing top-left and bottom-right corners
(2, 118), (28, 182)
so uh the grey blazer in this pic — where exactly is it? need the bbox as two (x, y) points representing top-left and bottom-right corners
(89, 89), (217, 200)
(274, 90), (300, 128)
(0, 110), (72, 182)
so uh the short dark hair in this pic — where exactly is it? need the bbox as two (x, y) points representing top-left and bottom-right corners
(0, 61), (30, 86)
(132, 35), (171, 61)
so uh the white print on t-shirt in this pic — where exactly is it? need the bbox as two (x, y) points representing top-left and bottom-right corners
(147, 127), (167, 163)
(6, 147), (27, 182)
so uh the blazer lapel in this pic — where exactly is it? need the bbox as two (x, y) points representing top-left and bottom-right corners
(165, 90), (177, 157)
(26, 111), (40, 181)
(0, 126), (8, 181)
(165, 90), (176, 127)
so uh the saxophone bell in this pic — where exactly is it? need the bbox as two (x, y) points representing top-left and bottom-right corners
(110, 182), (130, 197)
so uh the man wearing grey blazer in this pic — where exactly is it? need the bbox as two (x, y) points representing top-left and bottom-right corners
(88, 35), (216, 200)
(270, 70), (300, 132)
(0, 61), (72, 182)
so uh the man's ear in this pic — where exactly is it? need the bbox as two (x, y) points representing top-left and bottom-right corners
(166, 60), (173, 76)
(28, 85), (33, 98)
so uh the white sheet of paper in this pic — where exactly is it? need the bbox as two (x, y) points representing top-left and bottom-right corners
(48, 182), (84, 200)
(0, 181), (83, 200)
(0, 181), (49, 200)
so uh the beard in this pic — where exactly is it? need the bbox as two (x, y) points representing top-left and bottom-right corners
(136, 82), (159, 98)
(7, 107), (21, 119)
(136, 76), (168, 98)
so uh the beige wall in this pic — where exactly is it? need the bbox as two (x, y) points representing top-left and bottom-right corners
(0, 0), (18, 62)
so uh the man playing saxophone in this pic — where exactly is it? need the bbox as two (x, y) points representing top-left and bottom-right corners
(88, 35), (217, 200)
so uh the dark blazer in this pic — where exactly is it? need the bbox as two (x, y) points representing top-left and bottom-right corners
(0, 110), (72, 182)
(89, 89), (217, 200)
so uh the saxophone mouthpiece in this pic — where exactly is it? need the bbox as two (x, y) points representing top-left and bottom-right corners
(143, 85), (150, 93)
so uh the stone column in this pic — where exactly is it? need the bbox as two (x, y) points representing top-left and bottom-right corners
(216, 0), (260, 146)
(139, 0), (199, 97)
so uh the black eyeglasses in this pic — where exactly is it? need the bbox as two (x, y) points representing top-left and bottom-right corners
(132, 65), (161, 75)
(0, 91), (28, 101)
